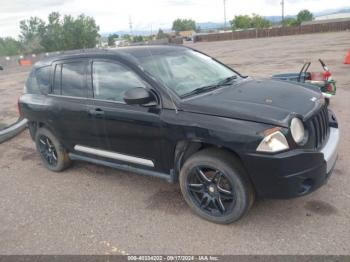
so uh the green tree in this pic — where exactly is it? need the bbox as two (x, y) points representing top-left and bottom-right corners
(41, 12), (62, 52)
(0, 37), (21, 56)
(122, 34), (131, 41)
(251, 14), (271, 29)
(156, 29), (168, 39)
(297, 9), (314, 24)
(72, 14), (100, 49)
(132, 35), (144, 43)
(19, 12), (100, 53)
(282, 17), (299, 27)
(230, 15), (252, 30)
(57, 13), (99, 50)
(172, 19), (196, 32)
(231, 14), (271, 30)
(19, 17), (46, 53)
(108, 33), (119, 46)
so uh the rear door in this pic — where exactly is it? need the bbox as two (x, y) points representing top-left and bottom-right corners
(46, 59), (102, 151)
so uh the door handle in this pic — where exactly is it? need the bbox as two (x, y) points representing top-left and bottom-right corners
(89, 108), (105, 118)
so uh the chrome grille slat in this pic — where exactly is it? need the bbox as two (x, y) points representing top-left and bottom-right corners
(320, 110), (326, 141)
(325, 107), (330, 137)
(313, 118), (320, 148)
(322, 108), (328, 139)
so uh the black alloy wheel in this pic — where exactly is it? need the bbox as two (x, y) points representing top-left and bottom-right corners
(187, 166), (235, 216)
(38, 135), (58, 167)
(179, 148), (255, 224)
(34, 127), (71, 172)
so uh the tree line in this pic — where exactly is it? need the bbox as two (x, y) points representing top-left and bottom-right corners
(0, 10), (314, 56)
(231, 9), (313, 29)
(0, 12), (99, 57)
(169, 10), (314, 32)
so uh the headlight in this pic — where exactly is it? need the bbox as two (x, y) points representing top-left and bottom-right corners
(290, 118), (305, 144)
(257, 130), (289, 153)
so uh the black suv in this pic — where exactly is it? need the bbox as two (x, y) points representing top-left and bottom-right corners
(19, 45), (339, 224)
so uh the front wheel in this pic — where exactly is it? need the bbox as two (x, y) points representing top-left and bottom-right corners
(179, 148), (255, 224)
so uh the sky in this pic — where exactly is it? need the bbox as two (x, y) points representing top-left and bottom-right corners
(0, 0), (349, 38)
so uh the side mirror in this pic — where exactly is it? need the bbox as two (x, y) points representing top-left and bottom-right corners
(123, 87), (156, 105)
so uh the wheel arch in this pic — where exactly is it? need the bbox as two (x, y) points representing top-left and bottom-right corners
(28, 120), (58, 141)
(174, 140), (245, 180)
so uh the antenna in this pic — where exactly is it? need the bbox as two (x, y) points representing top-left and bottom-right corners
(223, 0), (227, 30)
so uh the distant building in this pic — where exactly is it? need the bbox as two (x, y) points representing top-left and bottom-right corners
(302, 16), (350, 26)
(97, 37), (109, 48)
(115, 39), (128, 47)
(178, 30), (195, 38)
(315, 12), (350, 21)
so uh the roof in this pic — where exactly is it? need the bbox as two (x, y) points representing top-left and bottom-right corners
(302, 16), (350, 25)
(35, 45), (188, 68)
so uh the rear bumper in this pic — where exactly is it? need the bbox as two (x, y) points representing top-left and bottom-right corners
(241, 127), (340, 199)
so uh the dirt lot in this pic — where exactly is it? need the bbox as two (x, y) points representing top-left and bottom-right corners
(0, 31), (349, 255)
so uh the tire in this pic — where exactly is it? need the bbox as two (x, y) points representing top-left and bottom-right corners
(179, 148), (255, 224)
(35, 127), (71, 172)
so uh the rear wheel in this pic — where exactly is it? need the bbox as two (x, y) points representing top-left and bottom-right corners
(179, 148), (255, 224)
(35, 128), (71, 172)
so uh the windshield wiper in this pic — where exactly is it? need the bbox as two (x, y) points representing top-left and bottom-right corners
(216, 75), (238, 86)
(181, 75), (238, 98)
(181, 85), (219, 98)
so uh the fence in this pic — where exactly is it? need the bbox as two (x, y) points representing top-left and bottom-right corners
(194, 20), (350, 42)
(0, 53), (46, 69)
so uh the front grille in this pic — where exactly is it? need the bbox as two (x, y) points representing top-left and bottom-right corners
(306, 105), (330, 149)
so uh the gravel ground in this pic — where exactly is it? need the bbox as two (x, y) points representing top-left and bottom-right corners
(0, 31), (349, 255)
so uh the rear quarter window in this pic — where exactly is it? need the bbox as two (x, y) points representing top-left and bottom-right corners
(25, 66), (51, 95)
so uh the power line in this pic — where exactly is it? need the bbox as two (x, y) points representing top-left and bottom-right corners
(129, 15), (133, 36)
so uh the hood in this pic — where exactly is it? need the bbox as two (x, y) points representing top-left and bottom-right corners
(180, 78), (324, 127)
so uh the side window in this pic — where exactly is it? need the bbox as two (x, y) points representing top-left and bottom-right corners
(25, 66), (50, 94)
(92, 61), (146, 102)
(61, 61), (87, 97)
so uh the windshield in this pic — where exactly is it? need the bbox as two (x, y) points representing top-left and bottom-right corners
(138, 49), (239, 97)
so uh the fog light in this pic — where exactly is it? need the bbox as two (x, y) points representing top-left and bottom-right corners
(298, 178), (313, 195)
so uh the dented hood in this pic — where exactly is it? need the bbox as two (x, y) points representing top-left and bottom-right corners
(180, 78), (324, 127)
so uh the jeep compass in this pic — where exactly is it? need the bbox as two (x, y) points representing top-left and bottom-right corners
(19, 45), (340, 224)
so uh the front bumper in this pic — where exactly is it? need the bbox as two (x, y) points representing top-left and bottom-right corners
(241, 127), (340, 199)
(321, 127), (339, 173)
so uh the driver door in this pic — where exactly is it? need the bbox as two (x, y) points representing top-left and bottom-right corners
(83, 59), (164, 171)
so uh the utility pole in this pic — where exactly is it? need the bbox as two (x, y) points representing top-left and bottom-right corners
(129, 15), (133, 36)
(223, 0), (227, 30)
(281, 0), (285, 25)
